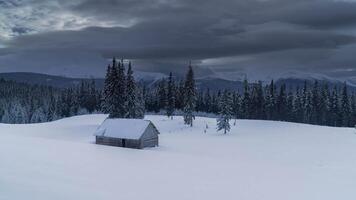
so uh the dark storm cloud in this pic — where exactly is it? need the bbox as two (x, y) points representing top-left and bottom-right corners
(259, 1), (356, 28)
(7, 20), (356, 59)
(71, 0), (356, 29)
(1, 0), (356, 79)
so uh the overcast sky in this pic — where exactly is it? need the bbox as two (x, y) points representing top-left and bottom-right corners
(1, 0), (356, 80)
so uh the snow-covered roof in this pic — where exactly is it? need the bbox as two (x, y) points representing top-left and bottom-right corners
(94, 118), (151, 140)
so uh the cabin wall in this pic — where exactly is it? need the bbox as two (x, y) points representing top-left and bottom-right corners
(96, 136), (141, 149)
(141, 124), (159, 148)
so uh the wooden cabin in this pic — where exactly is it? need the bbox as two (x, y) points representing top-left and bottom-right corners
(94, 118), (159, 149)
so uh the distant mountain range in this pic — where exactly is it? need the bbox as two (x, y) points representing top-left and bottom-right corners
(0, 72), (166, 89)
(0, 72), (355, 92)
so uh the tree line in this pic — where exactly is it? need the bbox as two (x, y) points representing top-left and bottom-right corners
(145, 71), (356, 131)
(1, 59), (356, 133)
(0, 79), (100, 124)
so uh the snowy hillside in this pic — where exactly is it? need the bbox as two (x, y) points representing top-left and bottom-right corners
(1, 115), (356, 200)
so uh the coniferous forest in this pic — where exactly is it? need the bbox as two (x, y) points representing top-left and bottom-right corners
(1, 58), (356, 128)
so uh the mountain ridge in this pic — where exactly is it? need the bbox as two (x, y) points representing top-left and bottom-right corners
(0, 72), (354, 91)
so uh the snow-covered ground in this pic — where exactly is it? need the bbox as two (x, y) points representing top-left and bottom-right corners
(1, 115), (356, 200)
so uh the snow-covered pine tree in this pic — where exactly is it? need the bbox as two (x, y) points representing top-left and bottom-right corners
(101, 62), (114, 114)
(232, 92), (241, 125)
(350, 93), (356, 126)
(276, 84), (287, 121)
(108, 61), (121, 118)
(30, 108), (46, 123)
(286, 90), (294, 121)
(175, 80), (185, 110)
(157, 79), (167, 110)
(241, 79), (250, 119)
(319, 84), (330, 125)
(265, 80), (276, 120)
(292, 87), (303, 123)
(341, 82), (351, 127)
(166, 72), (175, 119)
(250, 81), (264, 119)
(87, 79), (98, 113)
(183, 63), (197, 127)
(126, 62), (136, 118)
(135, 87), (145, 119)
(310, 81), (320, 124)
(217, 90), (233, 134)
(110, 59), (127, 118)
(204, 89), (212, 113)
(329, 86), (340, 126)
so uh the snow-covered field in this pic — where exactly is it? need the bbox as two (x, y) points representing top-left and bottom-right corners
(1, 115), (356, 200)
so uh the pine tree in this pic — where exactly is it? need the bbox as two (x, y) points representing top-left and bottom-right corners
(329, 86), (340, 126)
(232, 92), (241, 125)
(87, 79), (98, 113)
(293, 87), (303, 123)
(204, 89), (212, 113)
(341, 82), (351, 127)
(276, 84), (287, 120)
(109, 59), (127, 118)
(319, 84), (329, 125)
(157, 79), (167, 110)
(302, 81), (312, 123)
(286, 90), (294, 121)
(175, 80), (185, 110)
(126, 62), (137, 118)
(350, 93), (356, 126)
(311, 81), (321, 124)
(183, 64), (197, 127)
(135, 88), (145, 119)
(241, 79), (250, 119)
(101, 63), (113, 113)
(250, 81), (264, 119)
(166, 72), (176, 119)
(217, 90), (233, 134)
(265, 80), (276, 120)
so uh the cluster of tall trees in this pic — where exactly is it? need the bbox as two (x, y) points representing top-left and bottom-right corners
(144, 64), (197, 126)
(147, 73), (356, 130)
(0, 79), (101, 124)
(101, 58), (145, 119)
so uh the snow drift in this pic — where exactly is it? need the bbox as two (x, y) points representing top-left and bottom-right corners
(0, 114), (356, 200)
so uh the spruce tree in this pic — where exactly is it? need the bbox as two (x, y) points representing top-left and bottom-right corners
(183, 64), (197, 127)
(341, 82), (350, 127)
(109, 60), (122, 118)
(101, 63), (113, 114)
(329, 86), (340, 126)
(266, 80), (277, 120)
(286, 90), (294, 121)
(293, 87), (303, 123)
(276, 84), (287, 120)
(135, 88), (145, 119)
(319, 84), (329, 125)
(241, 79), (250, 119)
(311, 81), (320, 124)
(350, 93), (356, 126)
(126, 62), (136, 118)
(166, 72), (176, 119)
(204, 89), (212, 113)
(217, 90), (233, 134)
(250, 81), (264, 119)
(232, 91), (241, 125)
(110, 59), (127, 118)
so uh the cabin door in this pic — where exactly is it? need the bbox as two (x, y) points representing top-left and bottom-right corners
(122, 139), (126, 147)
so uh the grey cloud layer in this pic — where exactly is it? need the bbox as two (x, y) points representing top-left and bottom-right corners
(1, 0), (356, 79)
